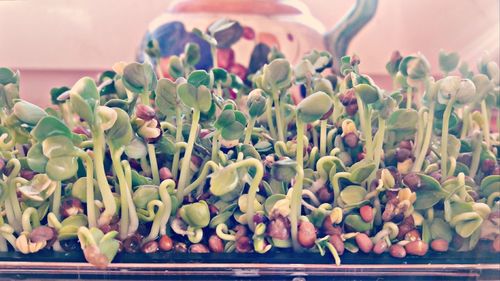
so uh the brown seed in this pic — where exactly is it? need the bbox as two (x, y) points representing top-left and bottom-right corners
(329, 234), (345, 255)
(395, 148), (411, 162)
(268, 217), (290, 240)
(136, 104), (156, 121)
(208, 235), (224, 253)
(397, 223), (415, 240)
(403, 173), (421, 191)
(297, 221), (317, 249)
(493, 236), (500, 252)
(60, 197), (84, 218)
(29, 226), (55, 243)
(174, 242), (187, 253)
(405, 240), (428, 256)
(189, 244), (210, 253)
(404, 230), (421, 242)
(355, 233), (373, 253)
(343, 132), (359, 148)
(482, 159), (496, 174)
(141, 240), (159, 254)
(318, 187), (333, 203)
(430, 239), (449, 252)
(158, 235), (173, 251)
(345, 103), (358, 116)
(373, 239), (388, 255)
(234, 225), (248, 239)
(159, 167), (173, 181)
(123, 235), (141, 253)
(389, 244), (406, 258)
(359, 205), (373, 222)
(399, 140), (412, 151)
(235, 236), (252, 253)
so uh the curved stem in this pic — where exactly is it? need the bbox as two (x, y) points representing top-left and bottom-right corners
(92, 128), (116, 226)
(183, 161), (218, 196)
(225, 159), (263, 231)
(176, 109), (200, 202)
(332, 172), (351, 207)
(320, 120), (327, 157)
(440, 96), (456, 181)
(412, 103), (435, 172)
(21, 207), (40, 232)
(158, 179), (175, 236)
(244, 116), (256, 144)
(144, 200), (165, 243)
(147, 144), (160, 185)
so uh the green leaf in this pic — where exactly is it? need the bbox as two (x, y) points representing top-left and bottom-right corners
(122, 62), (157, 94)
(414, 173), (446, 210)
(387, 109), (419, 130)
(132, 185), (160, 209)
(264, 194), (286, 215)
(207, 18), (243, 48)
(12, 100), (47, 126)
(430, 218), (453, 242)
(155, 78), (178, 116)
(50, 86), (70, 105)
(210, 167), (239, 196)
(188, 70), (213, 88)
(177, 82), (198, 109)
(354, 84), (380, 104)
(344, 214), (371, 232)
(197, 85), (213, 113)
(349, 160), (376, 183)
(70, 93), (95, 123)
(46, 156), (79, 181)
(439, 50), (460, 73)
(480, 175), (500, 197)
(0, 67), (17, 85)
(42, 135), (75, 158)
(296, 91), (333, 123)
(167, 56), (184, 79)
(179, 200), (210, 228)
(340, 185), (367, 206)
(184, 43), (201, 66)
(106, 108), (133, 148)
(262, 59), (292, 91)
(31, 116), (72, 142)
(27, 143), (48, 173)
(70, 77), (99, 108)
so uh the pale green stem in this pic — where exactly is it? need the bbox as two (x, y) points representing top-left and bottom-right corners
(4, 199), (20, 233)
(355, 96), (373, 161)
(320, 120), (327, 157)
(440, 96), (457, 181)
(311, 123), (319, 148)
(21, 207), (40, 232)
(77, 150), (96, 228)
(51, 181), (62, 220)
(290, 167), (305, 251)
(373, 118), (386, 170)
(148, 144), (160, 185)
(414, 107), (427, 157)
(211, 131), (220, 162)
(182, 161), (218, 196)
(412, 103), (435, 172)
(469, 137), (482, 179)
(140, 156), (152, 177)
(121, 160), (138, 236)
(140, 91), (150, 105)
(447, 157), (456, 178)
(110, 148), (130, 240)
(144, 200), (165, 243)
(481, 100), (491, 148)
(226, 159), (263, 231)
(158, 179), (175, 235)
(406, 87), (412, 109)
(460, 106), (471, 139)
(211, 45), (218, 69)
(273, 93), (285, 142)
(265, 98), (277, 139)
(296, 120), (305, 168)
(92, 128), (116, 226)
(176, 109), (200, 201)
(172, 107), (184, 180)
(244, 116), (256, 144)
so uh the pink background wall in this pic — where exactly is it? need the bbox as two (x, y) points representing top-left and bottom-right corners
(0, 0), (498, 107)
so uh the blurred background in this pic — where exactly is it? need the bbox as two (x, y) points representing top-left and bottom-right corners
(0, 0), (498, 106)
